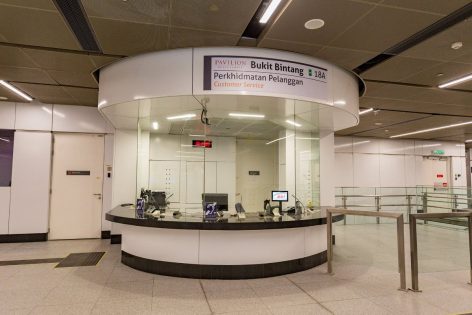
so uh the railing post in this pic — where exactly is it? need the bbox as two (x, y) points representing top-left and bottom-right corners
(342, 196), (347, 225)
(396, 214), (407, 291)
(406, 195), (412, 222)
(327, 210), (333, 274)
(468, 214), (472, 285)
(375, 196), (380, 224)
(409, 214), (421, 291)
(422, 192), (428, 225)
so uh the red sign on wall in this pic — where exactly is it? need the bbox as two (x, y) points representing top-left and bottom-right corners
(436, 174), (443, 178)
(192, 140), (212, 148)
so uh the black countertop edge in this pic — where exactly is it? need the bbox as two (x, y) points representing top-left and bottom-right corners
(106, 212), (344, 230)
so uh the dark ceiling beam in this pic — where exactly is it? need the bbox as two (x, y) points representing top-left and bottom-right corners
(9, 80), (98, 90)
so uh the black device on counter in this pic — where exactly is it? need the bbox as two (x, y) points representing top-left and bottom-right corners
(152, 191), (167, 210)
(202, 193), (228, 212)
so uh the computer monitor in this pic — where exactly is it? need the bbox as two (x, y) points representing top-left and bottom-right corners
(272, 191), (289, 202)
(152, 191), (167, 209)
(202, 193), (228, 211)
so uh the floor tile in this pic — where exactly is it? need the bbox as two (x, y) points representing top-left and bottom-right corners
(40, 283), (104, 306)
(270, 303), (332, 315)
(254, 284), (314, 309)
(92, 297), (152, 315)
(322, 298), (393, 315)
(99, 280), (153, 301)
(298, 279), (362, 302)
(152, 293), (211, 314)
(31, 303), (94, 315)
(205, 288), (268, 313)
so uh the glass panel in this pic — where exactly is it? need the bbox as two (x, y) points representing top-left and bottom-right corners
(0, 130), (14, 187)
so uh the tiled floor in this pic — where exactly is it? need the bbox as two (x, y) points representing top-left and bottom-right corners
(0, 223), (471, 314)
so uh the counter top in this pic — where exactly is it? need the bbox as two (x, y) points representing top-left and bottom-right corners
(106, 206), (343, 230)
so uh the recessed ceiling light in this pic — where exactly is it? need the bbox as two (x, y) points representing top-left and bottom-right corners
(438, 73), (472, 88)
(436, 73), (444, 77)
(229, 112), (265, 118)
(304, 19), (325, 30)
(333, 100), (346, 106)
(166, 113), (196, 120)
(259, 0), (282, 23)
(0, 96), (7, 100)
(384, 130), (389, 133)
(390, 121), (472, 138)
(451, 41), (463, 50)
(0, 80), (32, 101)
(286, 120), (302, 127)
(152, 121), (159, 130)
(359, 108), (373, 115)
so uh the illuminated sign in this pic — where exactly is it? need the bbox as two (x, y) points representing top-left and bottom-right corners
(192, 140), (212, 148)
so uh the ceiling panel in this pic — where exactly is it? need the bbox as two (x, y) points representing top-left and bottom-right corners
(336, 110), (430, 135)
(380, 0), (471, 15)
(90, 55), (121, 70)
(170, 0), (261, 34)
(399, 19), (472, 63)
(62, 86), (98, 106)
(0, 0), (56, 10)
(82, 0), (170, 25)
(266, 0), (374, 46)
(362, 56), (440, 82)
(258, 39), (323, 56)
(169, 28), (239, 49)
(0, 46), (37, 68)
(313, 46), (377, 70)
(14, 83), (77, 105)
(353, 115), (470, 138)
(90, 17), (169, 55)
(47, 70), (97, 88)
(361, 97), (472, 116)
(401, 61), (472, 88)
(331, 6), (440, 52)
(22, 49), (98, 72)
(0, 4), (80, 50)
(0, 66), (56, 84)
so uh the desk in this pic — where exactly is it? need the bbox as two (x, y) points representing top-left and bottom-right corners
(106, 206), (343, 279)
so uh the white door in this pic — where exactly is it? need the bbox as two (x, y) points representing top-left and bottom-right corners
(49, 134), (104, 240)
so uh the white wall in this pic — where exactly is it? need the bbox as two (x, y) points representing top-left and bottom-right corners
(334, 136), (466, 188)
(236, 139), (278, 211)
(0, 101), (113, 237)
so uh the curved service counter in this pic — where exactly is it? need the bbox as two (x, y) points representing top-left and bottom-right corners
(107, 206), (343, 279)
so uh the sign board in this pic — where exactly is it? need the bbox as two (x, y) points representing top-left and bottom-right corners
(66, 170), (90, 175)
(432, 149), (445, 155)
(436, 174), (443, 178)
(248, 171), (260, 176)
(192, 140), (212, 148)
(203, 55), (328, 101)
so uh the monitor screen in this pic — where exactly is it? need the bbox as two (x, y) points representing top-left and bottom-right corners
(272, 191), (288, 202)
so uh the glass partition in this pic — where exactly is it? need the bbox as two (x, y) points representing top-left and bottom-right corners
(0, 130), (14, 187)
(130, 95), (322, 216)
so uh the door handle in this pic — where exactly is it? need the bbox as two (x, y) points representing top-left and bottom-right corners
(93, 193), (102, 200)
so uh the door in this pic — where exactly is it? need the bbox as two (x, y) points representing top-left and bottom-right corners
(49, 134), (104, 240)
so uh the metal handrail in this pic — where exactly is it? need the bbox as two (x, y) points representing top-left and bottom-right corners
(409, 211), (472, 291)
(327, 208), (407, 291)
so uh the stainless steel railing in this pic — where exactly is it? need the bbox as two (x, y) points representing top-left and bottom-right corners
(326, 208), (407, 291)
(409, 211), (472, 291)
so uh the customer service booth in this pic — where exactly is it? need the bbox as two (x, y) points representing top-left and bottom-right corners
(99, 47), (363, 278)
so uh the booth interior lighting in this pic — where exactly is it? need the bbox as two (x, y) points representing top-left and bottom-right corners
(152, 122), (159, 130)
(359, 108), (373, 115)
(166, 113), (196, 120)
(229, 113), (265, 118)
(286, 120), (301, 127)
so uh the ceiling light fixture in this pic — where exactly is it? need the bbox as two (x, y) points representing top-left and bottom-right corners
(438, 73), (472, 88)
(359, 108), (373, 115)
(304, 18), (325, 30)
(390, 121), (472, 138)
(0, 80), (32, 101)
(451, 41), (463, 50)
(259, 0), (282, 23)
(0, 96), (7, 100)
(465, 139), (472, 143)
(152, 121), (159, 130)
(335, 140), (370, 149)
(189, 134), (206, 137)
(166, 113), (196, 120)
(286, 120), (301, 127)
(229, 113), (265, 118)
